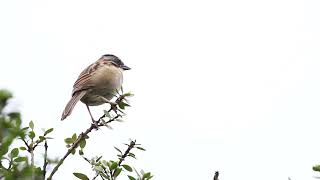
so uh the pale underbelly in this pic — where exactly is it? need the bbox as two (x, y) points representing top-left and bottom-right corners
(80, 89), (117, 106)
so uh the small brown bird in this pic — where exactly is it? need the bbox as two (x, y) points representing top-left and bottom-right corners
(61, 54), (130, 121)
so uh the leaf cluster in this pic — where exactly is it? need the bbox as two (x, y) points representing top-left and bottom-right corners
(73, 140), (153, 180)
(0, 90), (55, 179)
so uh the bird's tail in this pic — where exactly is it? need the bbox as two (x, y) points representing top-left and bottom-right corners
(61, 91), (87, 120)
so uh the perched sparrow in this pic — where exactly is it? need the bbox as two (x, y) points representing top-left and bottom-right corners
(61, 54), (130, 121)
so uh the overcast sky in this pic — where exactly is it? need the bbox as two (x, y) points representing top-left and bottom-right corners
(1, 0), (320, 179)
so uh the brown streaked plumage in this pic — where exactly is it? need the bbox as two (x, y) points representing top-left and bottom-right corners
(61, 54), (130, 121)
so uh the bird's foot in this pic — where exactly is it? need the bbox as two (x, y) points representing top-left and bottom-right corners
(109, 102), (118, 112)
(92, 119), (99, 129)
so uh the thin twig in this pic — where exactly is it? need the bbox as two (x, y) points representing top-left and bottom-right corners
(110, 140), (136, 177)
(92, 173), (99, 180)
(213, 171), (219, 180)
(47, 114), (120, 180)
(47, 124), (96, 180)
(118, 140), (136, 166)
(82, 156), (105, 180)
(30, 138), (35, 180)
(47, 94), (127, 180)
(43, 141), (48, 180)
(21, 138), (30, 152)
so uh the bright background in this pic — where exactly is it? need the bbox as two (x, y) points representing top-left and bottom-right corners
(1, 0), (320, 179)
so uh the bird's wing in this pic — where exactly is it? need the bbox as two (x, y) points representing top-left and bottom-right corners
(72, 60), (102, 95)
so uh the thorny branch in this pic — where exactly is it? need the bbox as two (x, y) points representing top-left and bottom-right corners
(116, 140), (136, 169)
(47, 94), (129, 180)
(82, 140), (137, 180)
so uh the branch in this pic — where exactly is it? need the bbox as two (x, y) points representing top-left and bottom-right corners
(20, 138), (31, 152)
(82, 156), (105, 180)
(118, 140), (136, 166)
(47, 123), (96, 180)
(109, 140), (136, 177)
(47, 93), (129, 180)
(47, 109), (121, 180)
(213, 171), (219, 180)
(43, 141), (48, 179)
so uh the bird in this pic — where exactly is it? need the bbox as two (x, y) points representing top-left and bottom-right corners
(61, 54), (130, 121)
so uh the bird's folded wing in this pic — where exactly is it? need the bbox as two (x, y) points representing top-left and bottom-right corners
(72, 61), (101, 95)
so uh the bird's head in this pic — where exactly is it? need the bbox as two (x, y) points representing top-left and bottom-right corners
(102, 54), (131, 70)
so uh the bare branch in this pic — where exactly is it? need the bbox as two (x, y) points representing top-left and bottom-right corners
(213, 171), (219, 180)
(47, 94), (127, 180)
(43, 141), (48, 179)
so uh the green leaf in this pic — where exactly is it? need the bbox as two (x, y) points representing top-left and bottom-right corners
(14, 156), (27, 162)
(73, 172), (89, 180)
(71, 148), (76, 155)
(11, 148), (19, 157)
(104, 110), (111, 118)
(79, 139), (86, 149)
(72, 133), (77, 141)
(44, 128), (54, 136)
(39, 136), (45, 142)
(113, 168), (122, 177)
(29, 121), (34, 129)
(110, 162), (118, 170)
(21, 127), (29, 131)
(94, 165), (104, 172)
(128, 175), (136, 180)
(118, 102), (130, 110)
(79, 149), (84, 155)
(128, 153), (136, 159)
(313, 165), (320, 172)
(29, 131), (35, 139)
(122, 164), (133, 172)
(19, 147), (27, 151)
(136, 147), (146, 151)
(102, 160), (108, 167)
(123, 92), (134, 97)
(64, 138), (73, 144)
(100, 173), (108, 179)
(114, 146), (122, 154)
(106, 161), (112, 169)
(142, 172), (151, 179)
(83, 134), (89, 139)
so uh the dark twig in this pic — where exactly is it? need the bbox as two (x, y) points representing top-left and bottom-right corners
(43, 141), (48, 179)
(118, 140), (136, 166)
(47, 95), (127, 180)
(110, 140), (136, 177)
(92, 173), (99, 180)
(213, 171), (219, 180)
(47, 123), (97, 180)
(82, 140), (137, 180)
(21, 138), (31, 152)
(81, 156), (105, 180)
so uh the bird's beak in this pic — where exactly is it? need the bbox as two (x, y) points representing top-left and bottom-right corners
(122, 65), (131, 70)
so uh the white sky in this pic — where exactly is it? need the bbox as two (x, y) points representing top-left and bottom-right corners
(1, 0), (320, 179)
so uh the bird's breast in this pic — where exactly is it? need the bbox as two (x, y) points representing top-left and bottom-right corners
(80, 65), (123, 106)
(92, 65), (123, 90)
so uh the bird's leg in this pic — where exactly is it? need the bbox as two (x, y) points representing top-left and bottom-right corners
(100, 97), (117, 112)
(86, 105), (98, 128)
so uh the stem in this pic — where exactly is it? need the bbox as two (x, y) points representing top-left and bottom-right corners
(213, 171), (219, 180)
(31, 139), (35, 180)
(43, 141), (48, 179)
(48, 94), (126, 180)
(47, 124), (96, 180)
(110, 140), (136, 177)
(47, 114), (119, 180)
